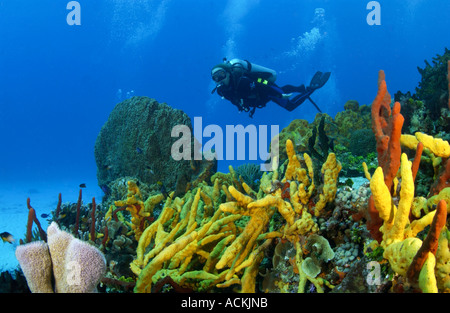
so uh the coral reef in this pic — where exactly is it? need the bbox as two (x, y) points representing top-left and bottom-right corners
(395, 48), (450, 139)
(234, 163), (263, 190)
(10, 52), (450, 294)
(415, 48), (450, 119)
(367, 70), (450, 293)
(334, 100), (373, 154)
(124, 138), (343, 293)
(0, 270), (29, 293)
(275, 103), (375, 179)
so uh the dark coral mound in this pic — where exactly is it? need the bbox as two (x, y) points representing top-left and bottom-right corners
(395, 48), (450, 137)
(94, 96), (215, 197)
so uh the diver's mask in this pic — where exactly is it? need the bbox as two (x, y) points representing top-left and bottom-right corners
(211, 68), (228, 84)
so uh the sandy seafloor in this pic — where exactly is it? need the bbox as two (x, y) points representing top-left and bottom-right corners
(0, 177), (104, 273)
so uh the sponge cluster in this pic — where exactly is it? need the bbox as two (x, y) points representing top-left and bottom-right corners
(15, 222), (106, 293)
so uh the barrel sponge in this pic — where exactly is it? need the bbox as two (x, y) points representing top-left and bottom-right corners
(15, 241), (53, 293)
(63, 239), (107, 293)
(47, 222), (74, 292)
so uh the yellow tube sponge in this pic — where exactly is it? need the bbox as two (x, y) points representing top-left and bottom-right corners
(419, 252), (438, 293)
(248, 195), (294, 226)
(370, 167), (394, 225)
(216, 196), (274, 279)
(426, 187), (450, 211)
(400, 134), (420, 150)
(388, 153), (414, 245)
(314, 153), (342, 217)
(362, 162), (371, 180)
(435, 229), (450, 292)
(415, 132), (450, 158)
(383, 237), (422, 276)
(304, 153), (314, 183)
(134, 231), (198, 293)
(228, 185), (254, 207)
(405, 210), (436, 238)
(188, 188), (201, 229)
(373, 154), (415, 248)
(240, 241), (269, 293)
(215, 210), (264, 270)
(144, 193), (165, 215)
(285, 139), (301, 181)
(114, 180), (150, 241)
(286, 208), (318, 237)
(203, 234), (235, 272)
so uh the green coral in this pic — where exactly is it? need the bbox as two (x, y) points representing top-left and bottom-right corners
(396, 48), (450, 136)
(307, 115), (335, 163)
(348, 129), (376, 157)
(416, 47), (450, 117)
(234, 163), (263, 190)
(334, 144), (377, 177)
(334, 100), (372, 149)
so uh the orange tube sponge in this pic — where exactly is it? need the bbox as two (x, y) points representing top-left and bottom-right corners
(371, 70), (404, 191)
(368, 70), (404, 243)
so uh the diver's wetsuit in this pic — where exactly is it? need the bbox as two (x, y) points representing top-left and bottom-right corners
(216, 74), (307, 117)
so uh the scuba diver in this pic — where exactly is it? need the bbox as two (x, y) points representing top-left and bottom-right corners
(211, 58), (330, 118)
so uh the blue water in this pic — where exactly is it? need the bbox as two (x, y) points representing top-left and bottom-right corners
(0, 1), (449, 269)
(1, 0), (449, 180)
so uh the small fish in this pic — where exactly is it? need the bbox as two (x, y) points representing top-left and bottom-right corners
(136, 147), (143, 154)
(157, 181), (169, 198)
(41, 213), (50, 218)
(145, 165), (154, 175)
(100, 184), (110, 194)
(79, 183), (86, 188)
(104, 165), (113, 171)
(1, 232), (15, 244)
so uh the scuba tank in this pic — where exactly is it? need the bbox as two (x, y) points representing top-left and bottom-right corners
(228, 58), (277, 83)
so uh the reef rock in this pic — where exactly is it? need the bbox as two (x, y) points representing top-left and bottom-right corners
(94, 96), (215, 194)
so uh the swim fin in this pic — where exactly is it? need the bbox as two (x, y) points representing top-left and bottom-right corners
(284, 71), (330, 112)
(309, 71), (331, 91)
